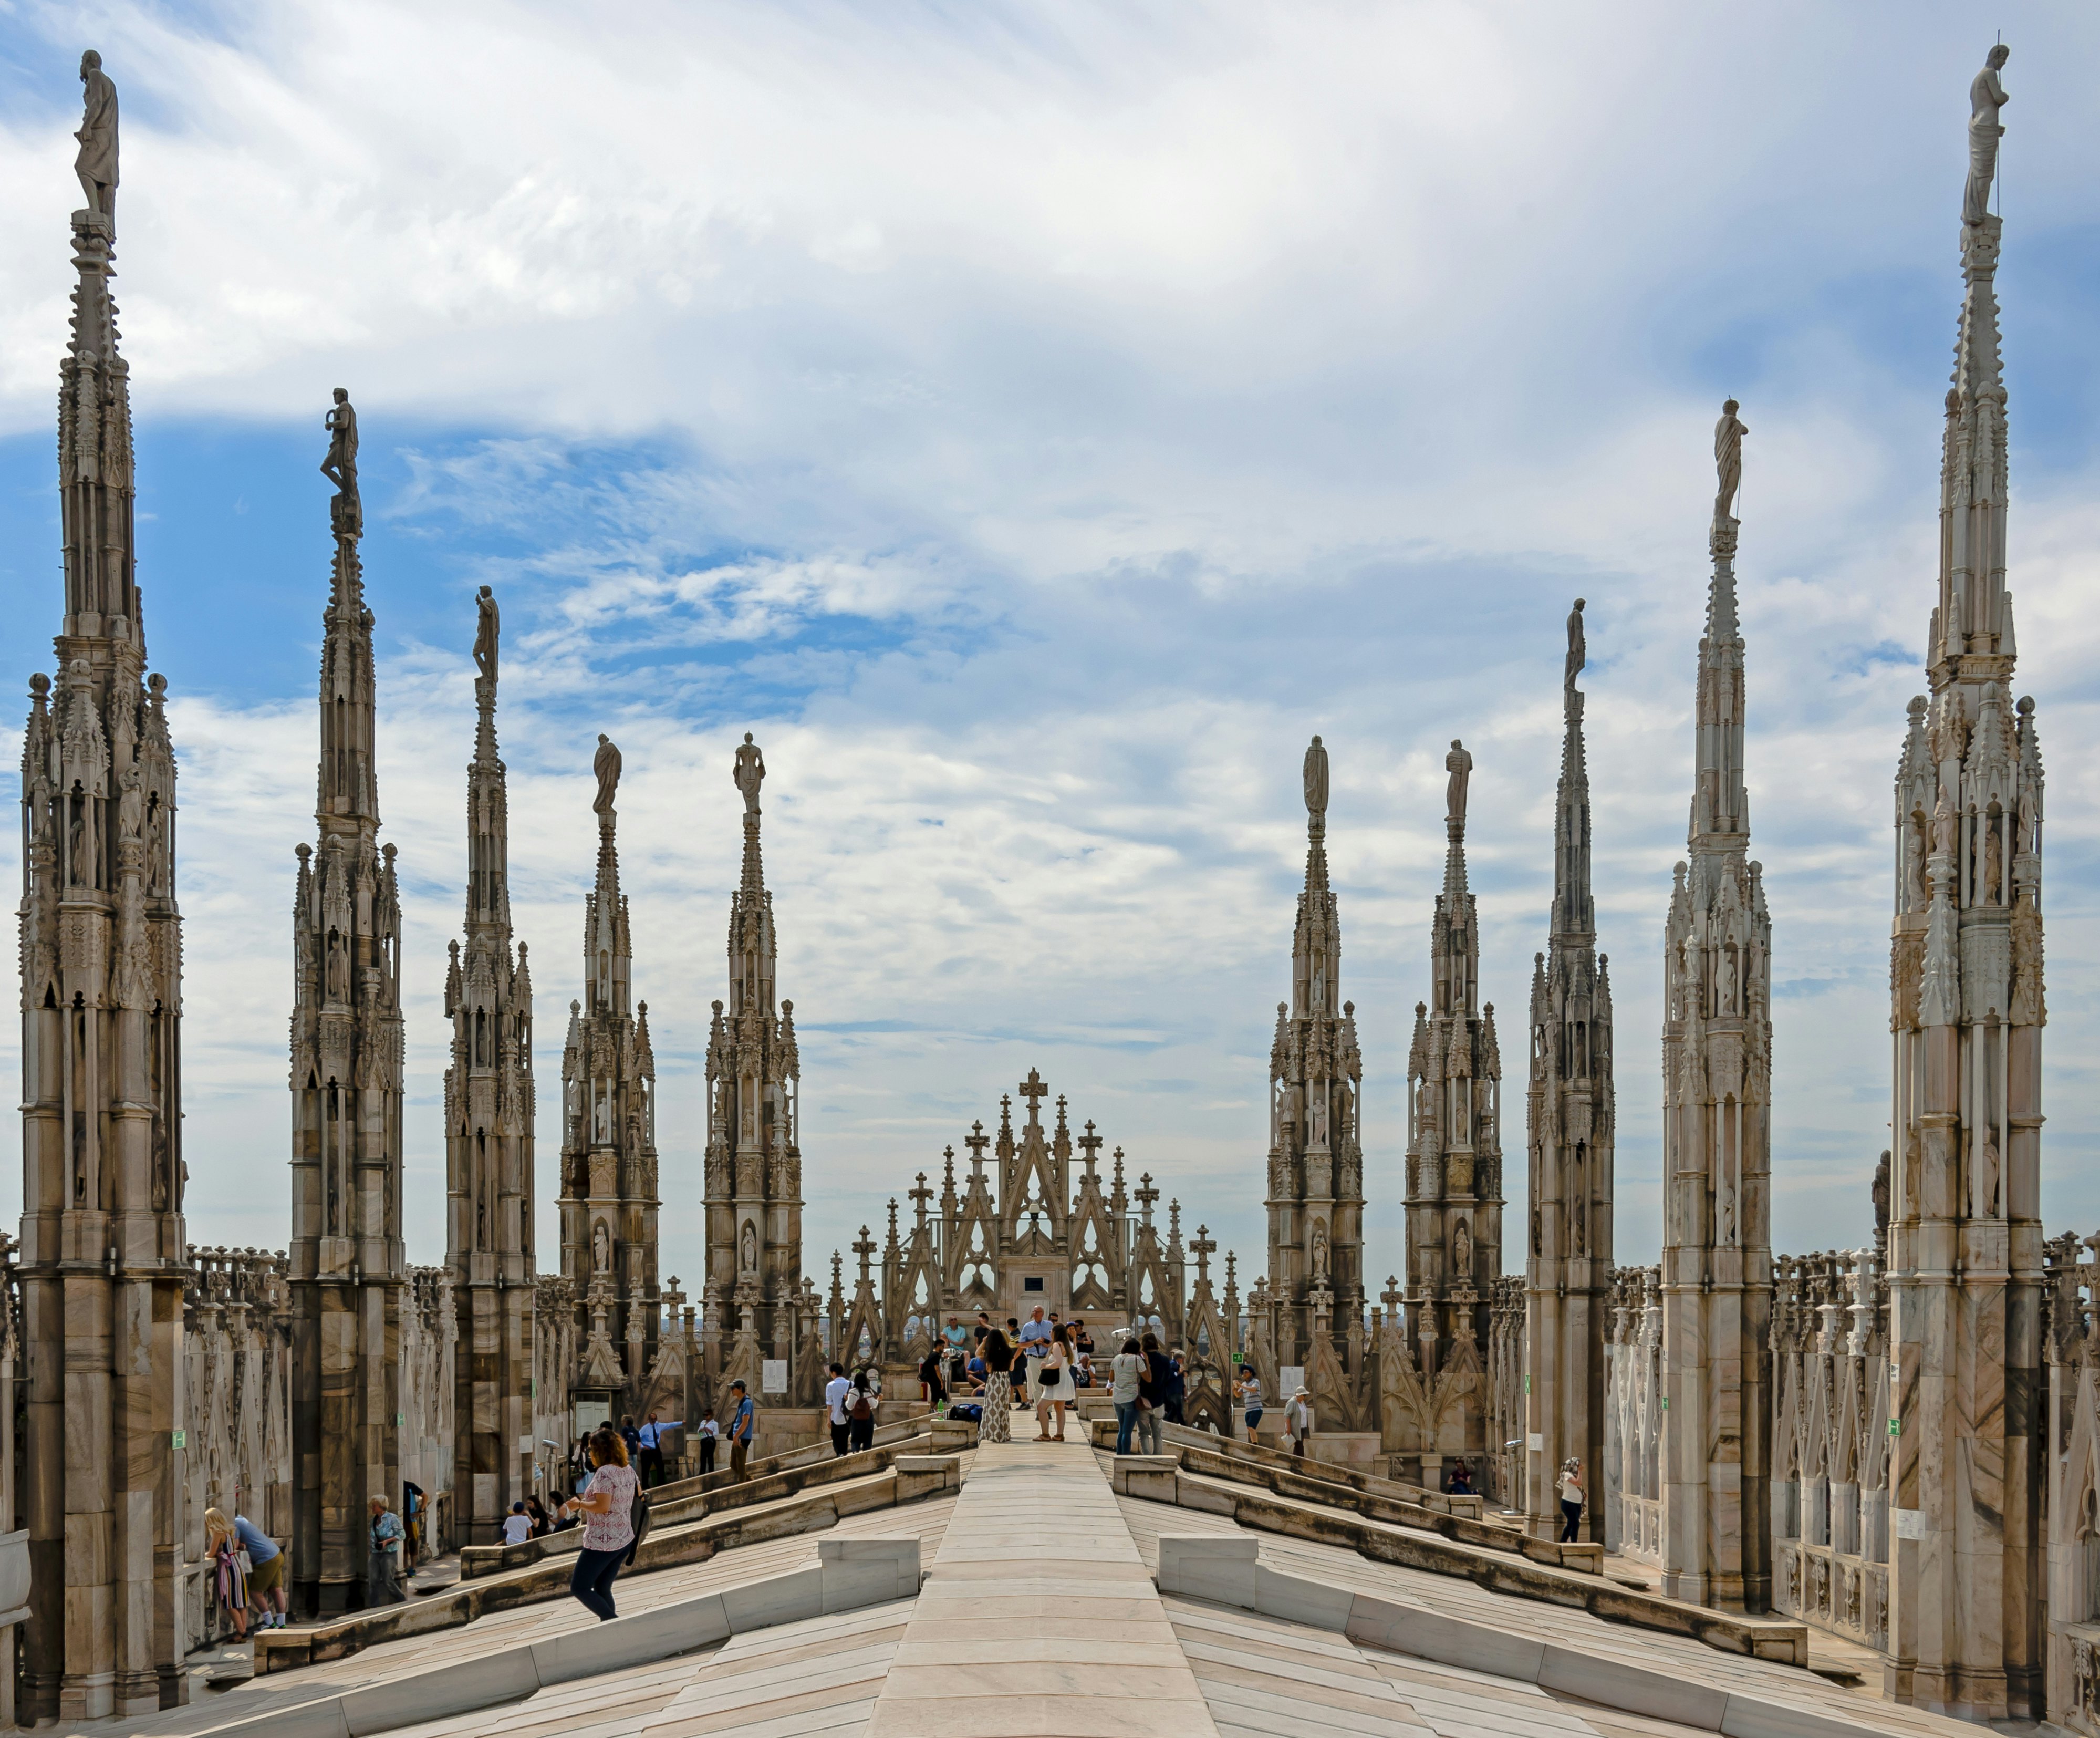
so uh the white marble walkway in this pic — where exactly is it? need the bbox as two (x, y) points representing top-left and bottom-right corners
(864, 1436), (1220, 1737)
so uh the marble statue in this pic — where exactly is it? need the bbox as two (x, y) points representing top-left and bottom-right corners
(473, 586), (499, 686)
(75, 50), (118, 227)
(1303, 733), (1328, 820)
(319, 389), (358, 504)
(1445, 739), (1473, 832)
(1564, 599), (1586, 690)
(740, 1220), (757, 1273)
(593, 733), (622, 815)
(1714, 399), (1748, 523)
(1311, 1220), (1330, 1282)
(733, 732), (765, 816)
(592, 1218), (610, 1273)
(1965, 44), (2010, 227)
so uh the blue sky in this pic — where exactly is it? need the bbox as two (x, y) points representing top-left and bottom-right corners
(1, 2), (2096, 1294)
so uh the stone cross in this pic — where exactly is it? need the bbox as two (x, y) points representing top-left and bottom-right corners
(965, 1122), (990, 1173)
(1382, 1275), (1405, 1314)
(1018, 1069), (1051, 1122)
(910, 1172), (932, 1225)
(853, 1226), (875, 1281)
(1136, 1172), (1159, 1224)
(1078, 1120), (1103, 1174)
(663, 1276), (685, 1318)
(1192, 1225), (1215, 1284)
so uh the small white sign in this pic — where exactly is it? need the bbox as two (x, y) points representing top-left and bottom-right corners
(1527, 1432), (1545, 1451)
(762, 1359), (789, 1396)
(574, 1399), (610, 1435)
(1280, 1365), (1305, 1399)
(1892, 1506), (1924, 1540)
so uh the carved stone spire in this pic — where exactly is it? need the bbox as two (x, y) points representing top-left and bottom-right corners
(1401, 733), (1501, 1484)
(1884, 44), (2044, 1720)
(444, 588), (536, 1542)
(559, 736), (659, 1405)
(1659, 403), (1773, 1613)
(704, 734), (808, 1401)
(289, 390), (407, 1616)
(18, 53), (190, 1718)
(1262, 738), (1366, 1423)
(1523, 618), (1614, 1534)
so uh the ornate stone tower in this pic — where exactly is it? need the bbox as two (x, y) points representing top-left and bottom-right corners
(1884, 44), (2044, 1721)
(443, 587), (536, 1544)
(1261, 737), (1366, 1409)
(16, 54), (191, 1719)
(703, 734), (805, 1389)
(1524, 606), (1615, 1540)
(1659, 398), (1773, 1612)
(558, 736), (660, 1407)
(288, 391), (408, 1615)
(1401, 737), (1503, 1473)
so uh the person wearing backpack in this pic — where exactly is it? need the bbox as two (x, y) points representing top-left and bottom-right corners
(559, 1424), (640, 1620)
(847, 1369), (877, 1453)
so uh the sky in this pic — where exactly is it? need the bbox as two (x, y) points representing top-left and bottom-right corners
(0, 1), (2096, 1298)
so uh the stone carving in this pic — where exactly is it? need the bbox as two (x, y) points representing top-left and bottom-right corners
(1303, 733), (1328, 820)
(1964, 44), (2010, 227)
(75, 50), (118, 226)
(1713, 399), (1748, 523)
(1445, 738), (1472, 832)
(733, 731), (765, 815)
(319, 388), (358, 509)
(592, 1218), (610, 1272)
(740, 1220), (757, 1274)
(473, 585), (499, 686)
(593, 733), (622, 815)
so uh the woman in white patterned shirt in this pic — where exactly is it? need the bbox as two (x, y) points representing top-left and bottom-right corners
(560, 1426), (640, 1620)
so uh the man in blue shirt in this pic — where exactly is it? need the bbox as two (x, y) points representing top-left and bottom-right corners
(637, 1412), (682, 1488)
(727, 1381), (756, 1482)
(235, 1512), (286, 1629)
(1017, 1306), (1052, 1402)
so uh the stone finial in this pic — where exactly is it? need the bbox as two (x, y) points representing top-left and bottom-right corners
(1303, 734), (1329, 823)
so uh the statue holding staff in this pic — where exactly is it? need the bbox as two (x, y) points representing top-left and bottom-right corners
(320, 388), (358, 505)
(1965, 44), (2011, 227)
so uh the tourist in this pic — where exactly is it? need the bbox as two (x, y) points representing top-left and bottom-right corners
(1111, 1337), (1145, 1454)
(965, 1347), (989, 1390)
(919, 1343), (947, 1407)
(727, 1380), (757, 1481)
(696, 1406), (719, 1476)
(973, 1309), (992, 1347)
(367, 1494), (407, 1604)
(525, 1495), (553, 1537)
(1558, 1458), (1584, 1543)
(1136, 1332), (1169, 1455)
(825, 1361), (853, 1456)
(1073, 1318), (1095, 1359)
(1284, 1387), (1313, 1459)
(1034, 1323), (1074, 1442)
(1447, 1460), (1474, 1497)
(1019, 1306), (1051, 1403)
(236, 1508), (287, 1629)
(402, 1479), (425, 1564)
(559, 1424), (639, 1621)
(977, 1327), (1015, 1444)
(204, 1512), (248, 1639)
(1165, 1349), (1187, 1425)
(847, 1369), (878, 1452)
(638, 1411), (681, 1488)
(619, 1414), (642, 1466)
(1073, 1350), (1095, 1389)
(1236, 1369), (1264, 1444)
(944, 1314), (969, 1354)
(502, 1501), (533, 1546)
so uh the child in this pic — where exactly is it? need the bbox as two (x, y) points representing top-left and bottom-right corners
(501, 1501), (533, 1547)
(697, 1406), (720, 1476)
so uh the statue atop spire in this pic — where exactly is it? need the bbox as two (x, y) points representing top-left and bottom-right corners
(473, 584), (500, 690)
(1563, 599), (1586, 692)
(1444, 738), (1472, 837)
(1302, 733), (1328, 825)
(1713, 400), (1747, 525)
(592, 732), (621, 818)
(320, 388), (359, 539)
(1964, 43), (2010, 227)
(734, 730), (766, 816)
(74, 50), (118, 230)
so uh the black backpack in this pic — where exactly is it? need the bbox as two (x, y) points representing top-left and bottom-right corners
(849, 1388), (874, 1423)
(629, 1482), (652, 1552)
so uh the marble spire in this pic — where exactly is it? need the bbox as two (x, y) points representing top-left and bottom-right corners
(1883, 42), (2044, 1720)
(1400, 736), (1501, 1480)
(704, 734), (808, 1401)
(444, 587), (537, 1543)
(1257, 738), (1365, 1414)
(17, 53), (190, 1718)
(1658, 400), (1773, 1612)
(559, 737), (660, 1405)
(289, 389), (408, 1615)
(1523, 616), (1615, 1540)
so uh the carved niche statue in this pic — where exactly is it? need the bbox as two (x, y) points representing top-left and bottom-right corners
(593, 733), (622, 816)
(733, 732), (765, 817)
(75, 50), (118, 227)
(1445, 738), (1472, 833)
(1564, 599), (1586, 691)
(1303, 734), (1329, 821)
(474, 585), (500, 687)
(1965, 45), (2011, 227)
(1310, 1220), (1330, 1282)
(740, 1220), (758, 1274)
(1714, 399), (1748, 523)
(592, 1217), (611, 1273)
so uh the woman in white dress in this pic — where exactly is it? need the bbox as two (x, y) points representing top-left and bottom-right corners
(1034, 1324), (1074, 1442)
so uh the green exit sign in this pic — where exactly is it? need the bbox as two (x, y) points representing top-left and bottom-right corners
(1889, 1418), (1901, 1437)
(1660, 1398), (1669, 1410)
(171, 1429), (186, 1449)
